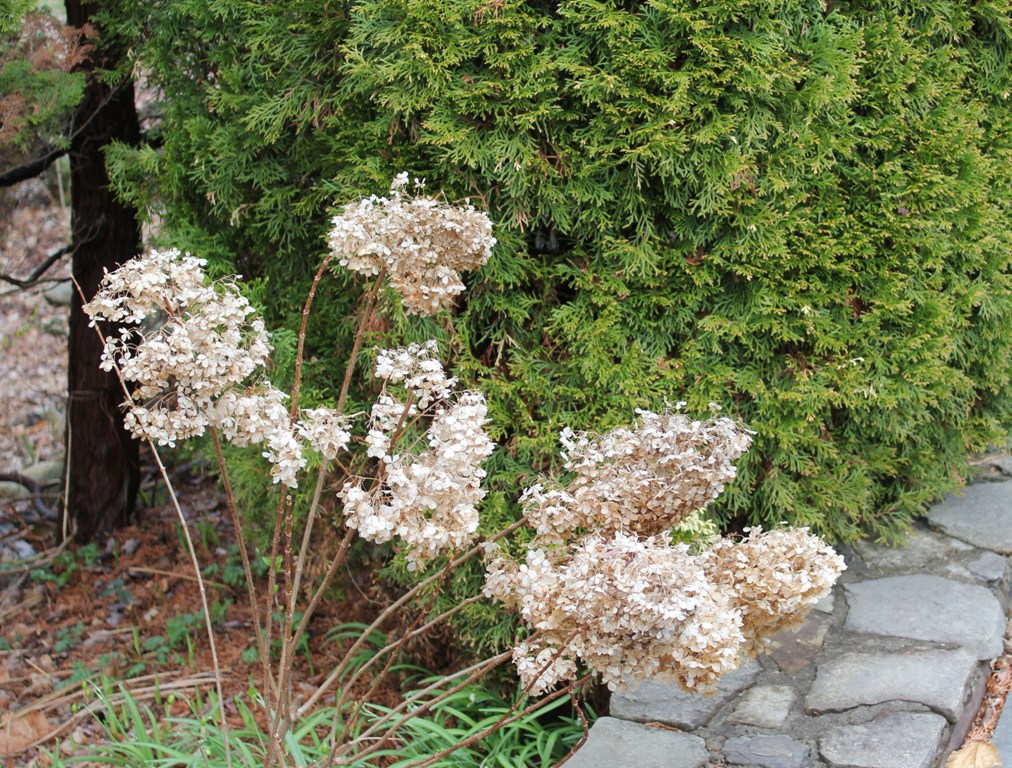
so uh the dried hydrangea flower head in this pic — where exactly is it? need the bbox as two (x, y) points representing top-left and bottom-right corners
(523, 406), (753, 543)
(83, 248), (357, 488)
(486, 407), (844, 695)
(486, 533), (744, 694)
(341, 342), (495, 569)
(84, 248), (272, 447)
(703, 526), (845, 656)
(328, 174), (496, 316)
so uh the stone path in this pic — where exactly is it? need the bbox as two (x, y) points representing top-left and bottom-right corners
(568, 459), (1012, 768)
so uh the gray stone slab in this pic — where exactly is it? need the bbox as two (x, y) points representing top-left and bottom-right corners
(818, 711), (948, 768)
(926, 483), (1012, 554)
(853, 528), (971, 571)
(727, 685), (796, 729)
(565, 717), (710, 768)
(844, 575), (1005, 659)
(966, 551), (1008, 583)
(765, 612), (832, 673)
(812, 591), (835, 614)
(610, 660), (760, 729)
(994, 698), (1012, 762)
(723, 734), (810, 768)
(806, 649), (979, 721)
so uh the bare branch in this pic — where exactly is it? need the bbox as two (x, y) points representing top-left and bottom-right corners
(0, 145), (68, 188)
(0, 77), (129, 189)
(0, 244), (72, 288)
(0, 218), (102, 290)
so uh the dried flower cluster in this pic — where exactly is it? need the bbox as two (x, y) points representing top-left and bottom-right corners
(341, 343), (495, 568)
(523, 406), (753, 543)
(84, 249), (272, 447)
(328, 173), (496, 316)
(486, 411), (845, 694)
(84, 249), (352, 487)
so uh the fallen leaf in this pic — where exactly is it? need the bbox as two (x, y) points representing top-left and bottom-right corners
(946, 741), (1003, 768)
(0, 710), (51, 754)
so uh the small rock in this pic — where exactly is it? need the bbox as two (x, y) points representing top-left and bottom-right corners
(818, 711), (947, 768)
(83, 630), (113, 648)
(812, 591), (835, 614)
(723, 735), (810, 768)
(21, 460), (65, 487)
(765, 612), (832, 673)
(43, 281), (74, 307)
(610, 660), (761, 729)
(727, 685), (796, 729)
(123, 539), (140, 556)
(844, 575), (1005, 659)
(0, 482), (29, 500)
(965, 551), (1008, 583)
(565, 717), (710, 768)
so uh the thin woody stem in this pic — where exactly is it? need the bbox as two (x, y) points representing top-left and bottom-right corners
(337, 267), (386, 414)
(276, 464), (329, 706)
(210, 427), (275, 702)
(289, 256), (333, 417)
(297, 515), (530, 716)
(337, 559), (452, 739)
(333, 592), (486, 714)
(330, 651), (514, 764)
(268, 254), (335, 744)
(399, 676), (593, 768)
(77, 281), (232, 768)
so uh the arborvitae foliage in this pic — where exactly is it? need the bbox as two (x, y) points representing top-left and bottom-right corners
(0, 11), (89, 163)
(107, 0), (1012, 650)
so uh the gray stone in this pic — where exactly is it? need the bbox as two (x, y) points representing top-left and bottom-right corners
(844, 575), (1004, 659)
(21, 460), (65, 486)
(765, 612), (832, 673)
(564, 717), (709, 768)
(610, 660), (760, 729)
(812, 592), (835, 614)
(723, 735), (810, 768)
(926, 483), (1012, 554)
(806, 649), (979, 721)
(818, 711), (948, 768)
(43, 280), (74, 307)
(727, 685), (796, 729)
(965, 551), (1008, 583)
(0, 481), (30, 499)
(853, 528), (971, 571)
(994, 698), (1012, 760)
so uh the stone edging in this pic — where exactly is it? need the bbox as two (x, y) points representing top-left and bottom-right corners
(567, 465), (1012, 768)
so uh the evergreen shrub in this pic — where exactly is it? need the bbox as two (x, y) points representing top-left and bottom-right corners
(107, 0), (1012, 652)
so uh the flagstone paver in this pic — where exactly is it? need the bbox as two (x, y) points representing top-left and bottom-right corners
(568, 457), (1012, 768)
(817, 712), (948, 768)
(926, 482), (1012, 554)
(843, 575), (1005, 659)
(722, 734), (810, 768)
(609, 660), (760, 729)
(563, 717), (709, 768)
(805, 648), (979, 720)
(726, 685), (796, 729)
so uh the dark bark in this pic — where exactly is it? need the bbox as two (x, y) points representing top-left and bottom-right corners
(0, 145), (67, 188)
(65, 0), (140, 542)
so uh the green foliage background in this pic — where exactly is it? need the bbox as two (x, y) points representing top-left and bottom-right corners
(104, 0), (1012, 651)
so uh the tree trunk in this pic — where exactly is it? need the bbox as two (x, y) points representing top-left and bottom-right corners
(65, 0), (141, 542)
